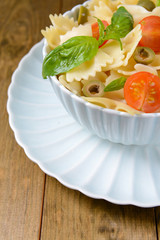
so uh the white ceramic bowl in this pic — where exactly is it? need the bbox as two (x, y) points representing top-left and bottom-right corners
(42, 2), (160, 146)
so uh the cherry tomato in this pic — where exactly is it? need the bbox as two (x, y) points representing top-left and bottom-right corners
(124, 72), (160, 113)
(139, 16), (160, 53)
(91, 20), (109, 47)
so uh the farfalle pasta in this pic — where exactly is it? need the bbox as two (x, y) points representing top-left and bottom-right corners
(42, 0), (160, 114)
(82, 96), (140, 115)
(120, 5), (160, 25)
(66, 49), (113, 82)
(41, 14), (77, 49)
(89, 1), (113, 23)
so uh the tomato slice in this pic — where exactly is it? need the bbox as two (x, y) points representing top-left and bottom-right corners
(124, 72), (160, 113)
(139, 16), (160, 53)
(91, 20), (109, 47)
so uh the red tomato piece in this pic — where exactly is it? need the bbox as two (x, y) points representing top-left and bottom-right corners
(124, 72), (160, 113)
(91, 20), (109, 47)
(139, 16), (160, 53)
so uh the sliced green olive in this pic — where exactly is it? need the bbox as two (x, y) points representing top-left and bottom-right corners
(133, 46), (155, 65)
(137, 0), (155, 11)
(82, 80), (105, 97)
(78, 6), (89, 25)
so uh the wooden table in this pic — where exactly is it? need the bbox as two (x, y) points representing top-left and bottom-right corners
(1, 0), (160, 239)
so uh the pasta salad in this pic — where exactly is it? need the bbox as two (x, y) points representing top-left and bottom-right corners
(42, 0), (160, 114)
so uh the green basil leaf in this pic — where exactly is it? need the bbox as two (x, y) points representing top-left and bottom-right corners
(104, 7), (134, 49)
(104, 77), (127, 92)
(96, 18), (105, 46)
(42, 36), (99, 79)
(156, 0), (160, 6)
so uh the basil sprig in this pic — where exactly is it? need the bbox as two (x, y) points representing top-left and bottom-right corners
(42, 36), (98, 79)
(42, 7), (134, 78)
(95, 18), (106, 46)
(104, 77), (127, 92)
(98, 7), (134, 49)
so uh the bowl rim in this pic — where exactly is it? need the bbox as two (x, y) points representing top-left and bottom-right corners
(44, 1), (160, 119)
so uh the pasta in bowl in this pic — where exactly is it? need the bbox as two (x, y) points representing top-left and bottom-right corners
(42, 0), (160, 145)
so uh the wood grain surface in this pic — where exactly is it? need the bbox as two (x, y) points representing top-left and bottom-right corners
(0, 0), (160, 239)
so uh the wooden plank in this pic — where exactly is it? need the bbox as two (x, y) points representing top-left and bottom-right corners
(156, 207), (160, 240)
(41, 176), (157, 240)
(0, 144), (45, 240)
(0, 0), (60, 239)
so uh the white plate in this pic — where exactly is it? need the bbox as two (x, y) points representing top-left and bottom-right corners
(7, 40), (160, 207)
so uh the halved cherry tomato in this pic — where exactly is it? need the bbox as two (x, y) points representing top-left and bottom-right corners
(139, 16), (160, 53)
(124, 72), (160, 113)
(91, 20), (109, 47)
